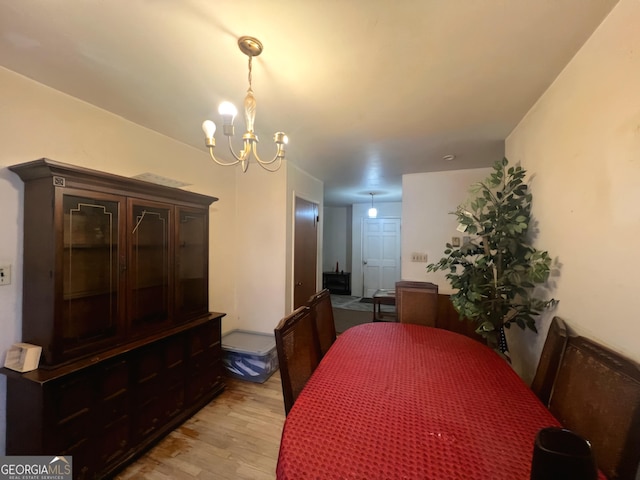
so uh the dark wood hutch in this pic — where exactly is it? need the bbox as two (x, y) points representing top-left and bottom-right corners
(2, 159), (225, 479)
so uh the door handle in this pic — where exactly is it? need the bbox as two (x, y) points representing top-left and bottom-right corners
(295, 282), (303, 286)
(363, 260), (368, 265)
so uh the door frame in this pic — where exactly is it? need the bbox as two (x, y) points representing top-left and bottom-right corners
(290, 192), (321, 311)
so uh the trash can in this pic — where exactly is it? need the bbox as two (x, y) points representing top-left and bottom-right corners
(530, 427), (597, 480)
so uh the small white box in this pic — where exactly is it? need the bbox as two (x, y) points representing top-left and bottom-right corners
(4, 343), (42, 372)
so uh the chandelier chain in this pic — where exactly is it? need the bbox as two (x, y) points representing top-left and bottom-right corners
(247, 56), (253, 92)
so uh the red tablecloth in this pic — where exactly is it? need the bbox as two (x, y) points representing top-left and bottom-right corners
(276, 323), (603, 479)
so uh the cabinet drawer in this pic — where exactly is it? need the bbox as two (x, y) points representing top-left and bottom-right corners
(136, 348), (164, 384)
(63, 436), (93, 480)
(98, 414), (131, 467)
(165, 335), (186, 369)
(132, 397), (163, 439)
(100, 360), (129, 398)
(187, 359), (223, 405)
(54, 408), (92, 452)
(188, 322), (221, 357)
(52, 374), (93, 423)
(164, 381), (185, 420)
(100, 391), (129, 426)
(188, 347), (216, 374)
(165, 360), (186, 386)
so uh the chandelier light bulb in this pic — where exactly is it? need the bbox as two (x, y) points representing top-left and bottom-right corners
(202, 120), (216, 138)
(274, 132), (288, 145)
(218, 101), (238, 125)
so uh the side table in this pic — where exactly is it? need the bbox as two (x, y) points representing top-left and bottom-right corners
(373, 289), (396, 322)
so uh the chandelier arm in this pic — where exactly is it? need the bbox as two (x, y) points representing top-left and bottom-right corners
(258, 156), (283, 172)
(208, 147), (240, 167)
(252, 143), (285, 166)
(225, 136), (251, 162)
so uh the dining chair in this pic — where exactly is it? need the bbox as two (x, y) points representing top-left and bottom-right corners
(436, 294), (483, 342)
(274, 306), (321, 415)
(395, 281), (438, 326)
(548, 335), (640, 480)
(530, 316), (569, 406)
(307, 289), (336, 358)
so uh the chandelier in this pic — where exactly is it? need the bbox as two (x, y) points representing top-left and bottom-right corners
(202, 36), (288, 173)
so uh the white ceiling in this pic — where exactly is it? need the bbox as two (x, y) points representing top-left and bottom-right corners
(0, 0), (618, 206)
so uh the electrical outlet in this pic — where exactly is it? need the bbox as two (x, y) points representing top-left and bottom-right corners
(0, 265), (11, 285)
(410, 253), (428, 263)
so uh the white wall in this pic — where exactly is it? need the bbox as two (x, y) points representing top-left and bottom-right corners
(350, 202), (402, 297)
(0, 66), (241, 455)
(323, 206), (350, 273)
(402, 168), (493, 289)
(505, 0), (640, 382)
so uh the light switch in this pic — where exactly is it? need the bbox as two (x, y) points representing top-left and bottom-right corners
(410, 253), (428, 263)
(0, 265), (11, 285)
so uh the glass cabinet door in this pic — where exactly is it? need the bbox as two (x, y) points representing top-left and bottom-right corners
(129, 201), (172, 332)
(62, 193), (122, 352)
(176, 207), (208, 319)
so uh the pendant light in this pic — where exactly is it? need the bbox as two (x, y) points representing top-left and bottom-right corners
(368, 193), (378, 218)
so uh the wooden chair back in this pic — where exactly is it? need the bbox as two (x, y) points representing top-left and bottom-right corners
(307, 289), (336, 358)
(395, 281), (438, 326)
(274, 306), (321, 415)
(548, 335), (640, 480)
(436, 294), (483, 342)
(531, 317), (568, 406)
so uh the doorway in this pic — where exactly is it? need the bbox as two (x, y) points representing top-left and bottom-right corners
(362, 217), (401, 298)
(293, 197), (319, 308)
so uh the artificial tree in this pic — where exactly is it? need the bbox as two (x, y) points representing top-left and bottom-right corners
(427, 158), (557, 353)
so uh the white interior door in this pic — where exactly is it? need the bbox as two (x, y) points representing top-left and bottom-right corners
(362, 218), (401, 297)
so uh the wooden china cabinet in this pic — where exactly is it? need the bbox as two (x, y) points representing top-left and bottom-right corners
(2, 159), (225, 479)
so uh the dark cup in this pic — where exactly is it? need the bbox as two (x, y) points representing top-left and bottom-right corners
(530, 427), (597, 480)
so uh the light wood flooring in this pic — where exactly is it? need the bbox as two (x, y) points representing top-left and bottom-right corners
(116, 371), (286, 480)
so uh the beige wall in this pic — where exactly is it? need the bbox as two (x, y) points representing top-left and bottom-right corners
(506, 0), (640, 382)
(221, 158), (323, 333)
(230, 165), (286, 333)
(402, 168), (493, 289)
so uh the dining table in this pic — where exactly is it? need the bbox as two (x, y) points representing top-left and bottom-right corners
(276, 322), (605, 479)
